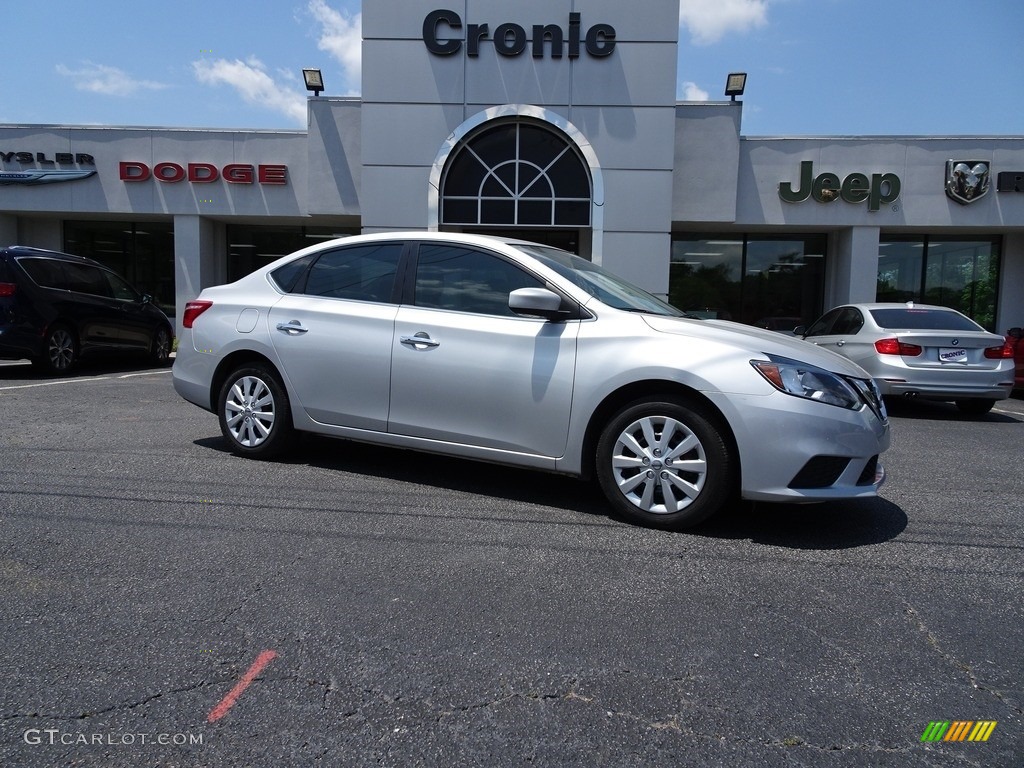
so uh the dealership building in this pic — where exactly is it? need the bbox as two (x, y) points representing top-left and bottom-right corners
(1, 0), (1022, 334)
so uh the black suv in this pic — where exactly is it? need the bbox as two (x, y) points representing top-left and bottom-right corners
(0, 245), (173, 373)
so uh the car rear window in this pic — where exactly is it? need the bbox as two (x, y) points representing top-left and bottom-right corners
(869, 308), (982, 331)
(17, 257), (68, 290)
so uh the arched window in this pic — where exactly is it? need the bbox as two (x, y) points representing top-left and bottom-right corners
(441, 121), (591, 227)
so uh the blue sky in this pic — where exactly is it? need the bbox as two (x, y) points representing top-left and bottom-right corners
(5, 0), (1023, 136)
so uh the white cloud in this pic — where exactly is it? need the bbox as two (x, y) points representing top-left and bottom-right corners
(56, 62), (169, 97)
(679, 81), (710, 101)
(192, 57), (307, 126)
(679, 0), (769, 45)
(308, 0), (362, 94)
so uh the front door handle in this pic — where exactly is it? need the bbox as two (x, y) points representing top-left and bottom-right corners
(276, 321), (308, 335)
(400, 332), (439, 349)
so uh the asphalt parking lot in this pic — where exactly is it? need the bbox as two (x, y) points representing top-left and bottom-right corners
(1, 358), (1022, 767)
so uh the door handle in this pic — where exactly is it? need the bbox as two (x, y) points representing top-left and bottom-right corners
(400, 332), (439, 348)
(276, 321), (308, 335)
(836, 340), (845, 346)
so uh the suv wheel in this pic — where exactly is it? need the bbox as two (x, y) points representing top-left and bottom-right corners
(217, 364), (295, 458)
(150, 326), (172, 366)
(35, 325), (77, 375)
(596, 398), (734, 529)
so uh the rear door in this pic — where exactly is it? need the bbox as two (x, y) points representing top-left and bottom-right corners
(387, 242), (578, 458)
(267, 241), (405, 430)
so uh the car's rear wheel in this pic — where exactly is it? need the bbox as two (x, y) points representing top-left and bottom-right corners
(35, 324), (77, 375)
(149, 326), (172, 366)
(955, 398), (995, 416)
(218, 364), (295, 458)
(596, 397), (734, 529)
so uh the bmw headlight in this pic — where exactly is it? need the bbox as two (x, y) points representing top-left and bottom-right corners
(751, 356), (861, 410)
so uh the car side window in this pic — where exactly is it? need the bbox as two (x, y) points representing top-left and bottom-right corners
(62, 263), (113, 298)
(104, 271), (140, 301)
(17, 258), (68, 290)
(804, 307), (842, 337)
(831, 307), (864, 336)
(303, 244), (403, 302)
(413, 245), (543, 316)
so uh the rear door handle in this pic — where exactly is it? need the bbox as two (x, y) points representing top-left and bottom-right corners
(276, 321), (308, 335)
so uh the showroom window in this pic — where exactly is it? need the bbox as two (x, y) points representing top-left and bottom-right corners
(669, 234), (826, 330)
(441, 121), (591, 228)
(877, 236), (1000, 330)
(227, 225), (358, 283)
(64, 220), (175, 315)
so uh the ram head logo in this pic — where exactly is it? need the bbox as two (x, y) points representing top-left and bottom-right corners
(945, 160), (990, 205)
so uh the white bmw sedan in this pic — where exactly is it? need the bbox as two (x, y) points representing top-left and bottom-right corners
(173, 232), (889, 529)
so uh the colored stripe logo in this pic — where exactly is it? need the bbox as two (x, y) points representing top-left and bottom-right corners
(921, 721), (997, 742)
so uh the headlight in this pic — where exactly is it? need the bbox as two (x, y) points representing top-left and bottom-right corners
(751, 356), (861, 410)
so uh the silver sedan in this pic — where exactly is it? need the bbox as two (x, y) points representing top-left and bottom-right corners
(798, 302), (1014, 415)
(173, 232), (890, 529)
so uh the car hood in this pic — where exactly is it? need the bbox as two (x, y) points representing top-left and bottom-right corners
(641, 315), (874, 379)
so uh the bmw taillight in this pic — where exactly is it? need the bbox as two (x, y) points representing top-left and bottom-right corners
(874, 338), (922, 356)
(0, 282), (16, 297)
(182, 300), (213, 329)
(984, 342), (1014, 359)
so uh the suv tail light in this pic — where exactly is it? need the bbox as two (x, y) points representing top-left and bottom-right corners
(0, 282), (16, 297)
(874, 338), (922, 356)
(182, 300), (213, 329)
(984, 342), (1013, 359)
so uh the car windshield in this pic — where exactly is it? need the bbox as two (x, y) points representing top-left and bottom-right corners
(512, 243), (684, 316)
(869, 308), (983, 331)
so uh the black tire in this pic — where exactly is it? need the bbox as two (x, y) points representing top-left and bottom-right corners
(34, 324), (78, 375)
(955, 398), (995, 416)
(217, 364), (296, 458)
(149, 326), (172, 366)
(595, 397), (735, 529)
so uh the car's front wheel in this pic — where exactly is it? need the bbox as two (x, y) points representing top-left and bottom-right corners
(217, 364), (295, 458)
(149, 326), (172, 366)
(596, 397), (735, 529)
(955, 398), (995, 416)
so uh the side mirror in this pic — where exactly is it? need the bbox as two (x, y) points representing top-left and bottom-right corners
(140, 293), (153, 305)
(509, 287), (568, 321)
(1007, 327), (1022, 339)
(793, 325), (807, 336)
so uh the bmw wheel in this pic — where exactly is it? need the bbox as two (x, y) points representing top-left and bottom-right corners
(218, 364), (295, 458)
(596, 398), (734, 529)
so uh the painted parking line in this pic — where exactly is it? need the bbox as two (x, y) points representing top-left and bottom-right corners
(0, 377), (112, 391)
(118, 370), (173, 378)
(207, 650), (279, 723)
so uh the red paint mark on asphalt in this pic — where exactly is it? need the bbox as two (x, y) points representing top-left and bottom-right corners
(207, 649), (278, 723)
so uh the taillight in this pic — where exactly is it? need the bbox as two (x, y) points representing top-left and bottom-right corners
(874, 338), (922, 356)
(0, 282), (16, 297)
(984, 342), (1013, 359)
(182, 300), (213, 329)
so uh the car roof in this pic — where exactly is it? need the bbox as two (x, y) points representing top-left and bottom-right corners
(1, 245), (105, 267)
(839, 302), (968, 313)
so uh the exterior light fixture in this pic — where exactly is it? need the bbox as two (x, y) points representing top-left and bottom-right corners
(303, 69), (324, 97)
(725, 72), (747, 101)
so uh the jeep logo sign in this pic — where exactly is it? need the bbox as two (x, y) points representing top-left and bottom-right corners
(779, 161), (900, 211)
(423, 10), (616, 58)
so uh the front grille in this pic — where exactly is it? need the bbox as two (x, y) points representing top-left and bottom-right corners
(788, 456), (850, 489)
(857, 455), (879, 486)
